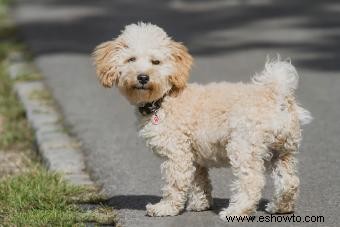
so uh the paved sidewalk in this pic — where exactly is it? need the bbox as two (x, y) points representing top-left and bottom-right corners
(13, 0), (340, 226)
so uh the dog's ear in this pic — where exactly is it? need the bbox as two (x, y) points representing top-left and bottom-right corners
(92, 39), (126, 88)
(168, 41), (193, 95)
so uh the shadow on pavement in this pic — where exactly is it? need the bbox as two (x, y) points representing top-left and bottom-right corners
(15, 0), (340, 72)
(105, 195), (269, 213)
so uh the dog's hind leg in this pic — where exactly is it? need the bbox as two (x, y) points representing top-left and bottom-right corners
(186, 164), (213, 211)
(219, 125), (267, 219)
(265, 152), (300, 214)
(266, 120), (301, 214)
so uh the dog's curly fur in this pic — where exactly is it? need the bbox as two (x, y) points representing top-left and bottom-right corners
(93, 22), (312, 220)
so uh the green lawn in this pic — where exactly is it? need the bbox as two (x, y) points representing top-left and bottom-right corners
(0, 170), (117, 226)
(0, 1), (117, 226)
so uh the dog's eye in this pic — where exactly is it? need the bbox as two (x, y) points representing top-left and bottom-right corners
(127, 57), (136, 63)
(151, 60), (161, 65)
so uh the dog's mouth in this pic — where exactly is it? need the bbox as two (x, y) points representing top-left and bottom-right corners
(132, 85), (151, 90)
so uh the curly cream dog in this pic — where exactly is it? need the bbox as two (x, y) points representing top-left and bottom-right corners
(93, 22), (312, 219)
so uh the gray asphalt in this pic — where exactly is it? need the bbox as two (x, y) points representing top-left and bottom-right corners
(13, 0), (340, 226)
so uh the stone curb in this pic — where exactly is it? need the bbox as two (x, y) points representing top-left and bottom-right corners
(7, 52), (94, 186)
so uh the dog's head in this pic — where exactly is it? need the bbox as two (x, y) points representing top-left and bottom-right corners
(93, 22), (193, 104)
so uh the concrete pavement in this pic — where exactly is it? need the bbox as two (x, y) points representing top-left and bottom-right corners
(13, 0), (340, 226)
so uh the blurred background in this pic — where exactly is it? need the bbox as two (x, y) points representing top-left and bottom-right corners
(11, 0), (340, 226)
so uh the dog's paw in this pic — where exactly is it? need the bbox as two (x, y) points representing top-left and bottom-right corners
(265, 202), (294, 214)
(186, 198), (212, 212)
(146, 201), (181, 217)
(219, 208), (249, 221)
(265, 202), (278, 214)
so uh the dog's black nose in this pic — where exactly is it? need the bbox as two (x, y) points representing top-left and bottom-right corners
(137, 74), (149, 85)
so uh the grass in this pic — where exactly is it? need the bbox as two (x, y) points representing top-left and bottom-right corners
(0, 1), (118, 226)
(0, 62), (33, 150)
(0, 0), (30, 150)
(0, 169), (117, 226)
(0, 159), (118, 225)
(29, 89), (54, 105)
(14, 72), (42, 82)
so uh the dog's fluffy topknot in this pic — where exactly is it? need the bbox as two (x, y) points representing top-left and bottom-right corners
(120, 22), (171, 49)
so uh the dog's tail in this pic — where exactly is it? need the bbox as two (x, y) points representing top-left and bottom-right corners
(252, 57), (312, 125)
(252, 57), (298, 96)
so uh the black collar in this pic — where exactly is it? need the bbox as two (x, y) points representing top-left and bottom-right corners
(138, 96), (165, 116)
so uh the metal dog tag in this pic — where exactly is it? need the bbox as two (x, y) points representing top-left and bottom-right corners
(152, 114), (160, 125)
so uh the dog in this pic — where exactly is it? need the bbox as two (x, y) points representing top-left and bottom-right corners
(93, 22), (312, 219)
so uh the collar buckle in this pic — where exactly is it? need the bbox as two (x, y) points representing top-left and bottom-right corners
(138, 96), (164, 116)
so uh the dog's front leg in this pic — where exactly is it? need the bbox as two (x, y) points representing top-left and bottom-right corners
(146, 152), (195, 217)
